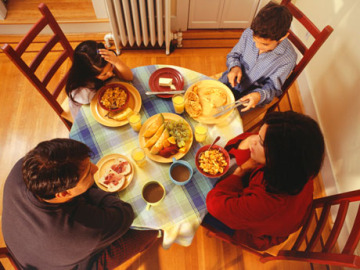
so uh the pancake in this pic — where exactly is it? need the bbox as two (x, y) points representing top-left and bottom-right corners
(185, 87), (202, 117)
(198, 88), (228, 116)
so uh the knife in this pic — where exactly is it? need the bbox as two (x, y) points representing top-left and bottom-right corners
(146, 90), (185, 95)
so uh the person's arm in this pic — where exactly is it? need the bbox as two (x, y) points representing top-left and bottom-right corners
(206, 159), (263, 229)
(240, 50), (297, 111)
(239, 64), (291, 112)
(225, 28), (250, 87)
(75, 187), (134, 241)
(98, 49), (133, 81)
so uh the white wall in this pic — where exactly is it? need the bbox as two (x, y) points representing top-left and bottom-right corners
(293, 0), (360, 196)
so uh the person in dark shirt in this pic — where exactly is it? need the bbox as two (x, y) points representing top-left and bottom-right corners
(2, 138), (158, 269)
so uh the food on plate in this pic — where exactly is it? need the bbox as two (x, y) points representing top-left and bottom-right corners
(158, 144), (179, 158)
(159, 78), (173, 86)
(100, 87), (128, 110)
(98, 168), (126, 192)
(199, 88), (227, 116)
(198, 149), (228, 175)
(143, 114), (192, 158)
(185, 84), (229, 117)
(185, 86), (202, 117)
(110, 158), (132, 175)
(144, 123), (165, 148)
(150, 129), (170, 155)
(107, 107), (133, 121)
(166, 119), (191, 148)
(143, 113), (164, 138)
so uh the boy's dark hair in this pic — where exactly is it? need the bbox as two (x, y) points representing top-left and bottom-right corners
(262, 111), (325, 195)
(251, 1), (293, 41)
(65, 40), (108, 102)
(22, 138), (92, 199)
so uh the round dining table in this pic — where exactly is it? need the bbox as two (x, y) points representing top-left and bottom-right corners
(69, 64), (243, 249)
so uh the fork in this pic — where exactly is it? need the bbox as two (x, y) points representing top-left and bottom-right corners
(212, 100), (245, 118)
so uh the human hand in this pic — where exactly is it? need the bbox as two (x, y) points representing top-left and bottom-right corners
(98, 49), (119, 65)
(233, 158), (259, 176)
(227, 66), (242, 88)
(240, 92), (261, 112)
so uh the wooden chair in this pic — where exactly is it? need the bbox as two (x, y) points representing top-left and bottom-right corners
(0, 247), (18, 270)
(238, 0), (334, 132)
(204, 189), (360, 268)
(1, 3), (74, 130)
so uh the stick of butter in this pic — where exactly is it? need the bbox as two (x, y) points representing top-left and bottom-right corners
(159, 78), (173, 86)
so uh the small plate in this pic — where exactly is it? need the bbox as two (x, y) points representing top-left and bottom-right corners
(184, 80), (235, 124)
(139, 113), (193, 163)
(148, 67), (184, 98)
(90, 82), (142, 127)
(94, 153), (134, 192)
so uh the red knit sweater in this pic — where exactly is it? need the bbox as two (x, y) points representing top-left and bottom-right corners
(206, 133), (313, 250)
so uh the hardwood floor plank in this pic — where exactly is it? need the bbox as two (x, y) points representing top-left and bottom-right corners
(2, 0), (99, 24)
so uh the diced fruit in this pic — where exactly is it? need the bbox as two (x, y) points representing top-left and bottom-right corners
(144, 124), (165, 148)
(163, 140), (171, 148)
(143, 113), (164, 138)
(167, 136), (176, 145)
(179, 147), (187, 153)
(166, 119), (191, 148)
(150, 129), (170, 154)
(159, 145), (179, 158)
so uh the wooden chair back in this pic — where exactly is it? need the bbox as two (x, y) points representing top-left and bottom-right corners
(242, 0), (333, 132)
(1, 3), (74, 130)
(261, 189), (360, 268)
(205, 189), (360, 268)
(0, 247), (18, 269)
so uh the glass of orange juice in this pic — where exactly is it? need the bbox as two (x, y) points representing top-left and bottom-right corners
(127, 112), (142, 132)
(194, 123), (208, 143)
(172, 94), (185, 114)
(131, 147), (146, 167)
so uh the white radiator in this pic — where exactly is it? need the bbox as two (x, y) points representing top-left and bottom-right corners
(104, 0), (180, 55)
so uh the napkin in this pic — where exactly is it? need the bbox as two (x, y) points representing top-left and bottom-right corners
(162, 221), (197, 249)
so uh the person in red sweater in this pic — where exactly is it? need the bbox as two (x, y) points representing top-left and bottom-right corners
(205, 111), (325, 251)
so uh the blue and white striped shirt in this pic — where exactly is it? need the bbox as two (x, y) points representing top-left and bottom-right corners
(219, 28), (297, 105)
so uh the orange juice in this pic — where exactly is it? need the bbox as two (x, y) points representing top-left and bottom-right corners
(172, 94), (185, 114)
(128, 112), (142, 131)
(195, 124), (208, 143)
(131, 147), (146, 167)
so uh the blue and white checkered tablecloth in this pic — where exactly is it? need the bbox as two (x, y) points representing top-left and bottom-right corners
(69, 65), (243, 248)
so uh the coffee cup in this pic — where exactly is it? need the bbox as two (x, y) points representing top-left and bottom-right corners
(169, 157), (193, 185)
(141, 181), (166, 210)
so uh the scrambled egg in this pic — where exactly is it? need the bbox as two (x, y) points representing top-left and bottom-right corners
(198, 149), (228, 175)
(100, 87), (127, 110)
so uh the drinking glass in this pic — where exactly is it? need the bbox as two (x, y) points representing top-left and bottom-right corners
(172, 94), (185, 114)
(194, 123), (208, 143)
(131, 147), (146, 167)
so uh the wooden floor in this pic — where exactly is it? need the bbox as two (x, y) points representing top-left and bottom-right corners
(0, 33), (340, 270)
(1, 0), (100, 23)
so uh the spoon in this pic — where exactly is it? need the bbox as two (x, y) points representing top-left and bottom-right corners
(207, 136), (220, 151)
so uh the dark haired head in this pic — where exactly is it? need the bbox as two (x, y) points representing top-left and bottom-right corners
(262, 111), (325, 195)
(251, 1), (292, 41)
(22, 138), (92, 199)
(65, 40), (108, 101)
